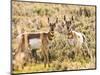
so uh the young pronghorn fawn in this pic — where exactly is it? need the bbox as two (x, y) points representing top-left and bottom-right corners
(13, 17), (58, 69)
(63, 15), (92, 60)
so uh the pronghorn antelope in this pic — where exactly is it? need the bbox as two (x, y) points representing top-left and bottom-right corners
(63, 15), (92, 59)
(13, 27), (32, 70)
(14, 17), (58, 68)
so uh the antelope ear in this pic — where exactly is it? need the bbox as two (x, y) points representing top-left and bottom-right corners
(53, 23), (56, 27)
(49, 23), (51, 26)
(64, 15), (66, 21)
(69, 21), (71, 24)
(48, 17), (52, 26)
(48, 17), (50, 24)
(71, 16), (74, 21)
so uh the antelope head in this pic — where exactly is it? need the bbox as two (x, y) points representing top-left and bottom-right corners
(48, 17), (58, 40)
(64, 15), (73, 33)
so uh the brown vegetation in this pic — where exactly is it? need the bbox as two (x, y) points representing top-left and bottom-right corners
(12, 1), (96, 74)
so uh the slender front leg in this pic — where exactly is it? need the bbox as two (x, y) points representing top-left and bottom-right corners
(84, 42), (92, 60)
(24, 33), (29, 50)
(46, 50), (50, 67)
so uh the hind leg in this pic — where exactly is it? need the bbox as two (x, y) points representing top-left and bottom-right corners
(41, 50), (47, 67)
(75, 46), (81, 57)
(84, 42), (92, 60)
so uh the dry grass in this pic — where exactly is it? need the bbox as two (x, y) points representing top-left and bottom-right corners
(12, 1), (96, 74)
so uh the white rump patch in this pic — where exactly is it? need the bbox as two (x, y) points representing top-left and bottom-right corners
(29, 38), (41, 49)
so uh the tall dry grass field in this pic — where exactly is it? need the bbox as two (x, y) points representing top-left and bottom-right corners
(12, 1), (96, 74)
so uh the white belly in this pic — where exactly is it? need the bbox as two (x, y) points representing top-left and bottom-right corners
(67, 38), (76, 46)
(72, 31), (83, 43)
(29, 38), (41, 49)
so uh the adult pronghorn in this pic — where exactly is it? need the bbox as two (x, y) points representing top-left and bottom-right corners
(14, 17), (58, 68)
(63, 15), (92, 59)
